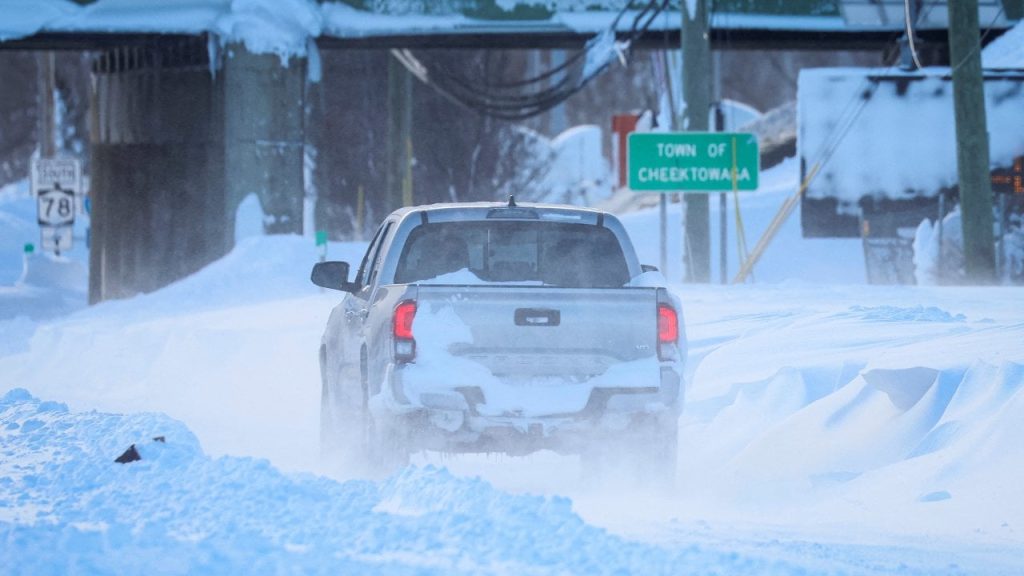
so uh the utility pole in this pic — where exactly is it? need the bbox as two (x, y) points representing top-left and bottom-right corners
(37, 52), (56, 158)
(388, 56), (414, 210)
(948, 0), (996, 283)
(682, 0), (712, 282)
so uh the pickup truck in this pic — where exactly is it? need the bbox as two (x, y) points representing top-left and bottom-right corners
(311, 199), (686, 482)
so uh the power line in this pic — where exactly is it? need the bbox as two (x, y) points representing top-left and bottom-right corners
(390, 0), (669, 120)
(904, 0), (925, 69)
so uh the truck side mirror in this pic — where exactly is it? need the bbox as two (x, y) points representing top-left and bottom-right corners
(311, 261), (359, 293)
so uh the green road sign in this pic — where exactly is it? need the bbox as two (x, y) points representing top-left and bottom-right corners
(628, 132), (759, 192)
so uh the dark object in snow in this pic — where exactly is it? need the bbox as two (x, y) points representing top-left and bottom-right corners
(115, 436), (168, 463)
(507, 195), (516, 208)
(115, 444), (141, 464)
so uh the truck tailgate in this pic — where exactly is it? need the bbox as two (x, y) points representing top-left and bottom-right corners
(414, 286), (659, 380)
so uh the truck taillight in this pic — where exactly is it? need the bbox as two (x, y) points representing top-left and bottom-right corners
(657, 303), (678, 361)
(658, 304), (678, 344)
(393, 300), (417, 362)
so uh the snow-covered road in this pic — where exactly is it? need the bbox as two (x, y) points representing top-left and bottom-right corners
(2, 234), (1022, 573)
(2, 168), (1023, 573)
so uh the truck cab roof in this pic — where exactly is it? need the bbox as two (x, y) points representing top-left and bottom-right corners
(389, 200), (610, 227)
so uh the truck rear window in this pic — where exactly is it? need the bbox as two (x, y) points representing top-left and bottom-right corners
(394, 221), (630, 287)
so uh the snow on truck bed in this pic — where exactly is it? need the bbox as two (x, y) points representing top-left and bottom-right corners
(1, 172), (1024, 573)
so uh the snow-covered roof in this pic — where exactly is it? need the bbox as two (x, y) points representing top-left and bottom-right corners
(3, 0), (1019, 60)
(0, 0), (321, 59)
(984, 19), (1024, 69)
(798, 67), (1024, 213)
(838, 0), (1016, 30)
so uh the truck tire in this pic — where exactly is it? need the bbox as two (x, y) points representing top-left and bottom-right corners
(319, 347), (369, 471)
(365, 417), (411, 477)
(636, 418), (678, 491)
(360, 349), (410, 478)
(580, 415), (678, 491)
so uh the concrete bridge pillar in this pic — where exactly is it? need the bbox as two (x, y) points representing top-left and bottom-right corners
(223, 44), (306, 238)
(88, 38), (308, 303)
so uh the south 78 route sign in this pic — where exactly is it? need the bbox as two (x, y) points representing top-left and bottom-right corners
(32, 157), (81, 225)
(32, 157), (81, 253)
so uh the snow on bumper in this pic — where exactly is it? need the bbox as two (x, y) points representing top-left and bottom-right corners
(370, 357), (683, 449)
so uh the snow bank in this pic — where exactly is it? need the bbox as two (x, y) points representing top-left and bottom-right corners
(682, 356), (1024, 558)
(667, 281), (1024, 549)
(1, 388), (820, 575)
(0, 235), (366, 473)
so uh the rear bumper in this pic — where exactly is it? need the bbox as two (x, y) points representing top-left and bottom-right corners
(371, 362), (683, 455)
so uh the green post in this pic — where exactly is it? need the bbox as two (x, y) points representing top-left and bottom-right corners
(948, 0), (996, 283)
(316, 229), (328, 262)
(682, 0), (712, 283)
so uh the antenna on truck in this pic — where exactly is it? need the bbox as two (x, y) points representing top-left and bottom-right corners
(507, 195), (517, 208)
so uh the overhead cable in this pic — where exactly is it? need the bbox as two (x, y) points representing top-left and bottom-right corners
(390, 0), (669, 120)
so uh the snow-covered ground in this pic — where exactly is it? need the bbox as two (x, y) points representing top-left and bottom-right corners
(1, 159), (1023, 574)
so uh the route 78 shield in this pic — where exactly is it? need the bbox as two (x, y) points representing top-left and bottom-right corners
(37, 186), (76, 227)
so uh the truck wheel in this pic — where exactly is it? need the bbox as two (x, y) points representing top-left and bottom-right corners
(580, 416), (678, 491)
(365, 418), (411, 477)
(359, 351), (410, 478)
(319, 348), (368, 472)
(636, 418), (678, 491)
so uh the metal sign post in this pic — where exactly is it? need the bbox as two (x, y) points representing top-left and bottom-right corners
(41, 225), (73, 255)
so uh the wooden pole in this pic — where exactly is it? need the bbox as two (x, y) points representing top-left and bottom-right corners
(682, 0), (712, 282)
(388, 56), (415, 210)
(38, 52), (56, 158)
(948, 0), (996, 283)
